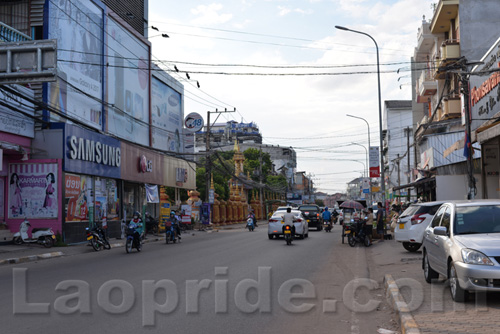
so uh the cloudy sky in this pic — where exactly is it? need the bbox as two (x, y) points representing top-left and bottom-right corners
(148, 0), (435, 193)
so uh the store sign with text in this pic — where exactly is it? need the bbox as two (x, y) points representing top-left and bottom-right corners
(369, 147), (380, 178)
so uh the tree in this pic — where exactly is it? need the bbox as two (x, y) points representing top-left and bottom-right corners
(243, 148), (272, 183)
(315, 199), (325, 207)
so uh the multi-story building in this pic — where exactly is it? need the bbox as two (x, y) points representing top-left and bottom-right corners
(396, 0), (500, 201)
(0, 0), (196, 243)
(196, 120), (262, 146)
(382, 101), (414, 201)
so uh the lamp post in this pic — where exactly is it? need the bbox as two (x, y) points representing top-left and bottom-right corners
(336, 26), (385, 208)
(350, 142), (368, 178)
(347, 113), (371, 204)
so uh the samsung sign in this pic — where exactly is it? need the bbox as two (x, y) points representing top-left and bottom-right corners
(64, 124), (121, 178)
(69, 136), (121, 167)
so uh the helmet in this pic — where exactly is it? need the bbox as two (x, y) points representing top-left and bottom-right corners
(133, 211), (140, 218)
(325, 207), (328, 211)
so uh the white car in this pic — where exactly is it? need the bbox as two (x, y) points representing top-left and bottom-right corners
(268, 210), (308, 239)
(394, 201), (445, 252)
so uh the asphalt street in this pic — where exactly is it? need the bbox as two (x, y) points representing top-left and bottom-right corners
(0, 225), (398, 334)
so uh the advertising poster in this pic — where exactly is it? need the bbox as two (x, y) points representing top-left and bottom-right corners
(47, 0), (103, 129)
(369, 147), (380, 178)
(106, 17), (150, 146)
(152, 77), (183, 152)
(65, 174), (93, 222)
(8, 163), (58, 219)
(0, 178), (4, 220)
(181, 204), (192, 224)
(159, 187), (171, 231)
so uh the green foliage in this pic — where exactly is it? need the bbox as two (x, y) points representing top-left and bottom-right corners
(266, 174), (287, 190)
(196, 151), (234, 201)
(315, 199), (325, 207)
(54, 232), (67, 247)
(243, 148), (272, 182)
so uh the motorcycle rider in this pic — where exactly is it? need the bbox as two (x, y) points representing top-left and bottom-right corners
(144, 212), (157, 235)
(170, 211), (181, 240)
(331, 208), (339, 224)
(128, 211), (143, 244)
(248, 209), (257, 227)
(282, 207), (296, 236)
(322, 207), (332, 226)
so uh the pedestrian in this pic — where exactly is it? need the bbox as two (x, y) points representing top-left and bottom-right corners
(376, 202), (385, 241)
(365, 208), (374, 243)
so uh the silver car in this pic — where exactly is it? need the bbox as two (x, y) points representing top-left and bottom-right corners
(268, 210), (308, 240)
(422, 200), (500, 302)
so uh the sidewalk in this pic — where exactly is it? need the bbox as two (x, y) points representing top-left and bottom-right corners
(371, 238), (500, 334)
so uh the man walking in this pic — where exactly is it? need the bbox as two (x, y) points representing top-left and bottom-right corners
(376, 202), (384, 241)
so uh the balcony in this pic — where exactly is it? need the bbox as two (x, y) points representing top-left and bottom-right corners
(433, 40), (460, 79)
(439, 97), (461, 120)
(430, 0), (459, 34)
(416, 19), (433, 53)
(417, 70), (437, 98)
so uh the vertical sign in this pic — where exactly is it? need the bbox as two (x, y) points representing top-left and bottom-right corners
(369, 147), (380, 178)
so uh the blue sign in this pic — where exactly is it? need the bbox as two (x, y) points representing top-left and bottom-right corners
(62, 123), (121, 179)
(363, 189), (370, 193)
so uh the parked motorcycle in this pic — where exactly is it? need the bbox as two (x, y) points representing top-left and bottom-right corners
(125, 224), (142, 253)
(86, 225), (111, 251)
(347, 219), (371, 247)
(284, 225), (293, 245)
(246, 218), (255, 231)
(165, 224), (179, 244)
(13, 218), (56, 248)
(145, 213), (158, 235)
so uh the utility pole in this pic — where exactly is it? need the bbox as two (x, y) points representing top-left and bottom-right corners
(396, 154), (401, 199)
(259, 147), (264, 218)
(205, 108), (236, 204)
(406, 127), (411, 202)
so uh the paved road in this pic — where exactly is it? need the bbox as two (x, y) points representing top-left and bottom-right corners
(0, 225), (398, 334)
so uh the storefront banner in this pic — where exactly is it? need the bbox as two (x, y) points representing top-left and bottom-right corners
(145, 184), (159, 203)
(8, 163), (58, 219)
(47, 0), (103, 129)
(64, 124), (121, 179)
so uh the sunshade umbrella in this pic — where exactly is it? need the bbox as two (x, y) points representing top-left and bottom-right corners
(339, 200), (365, 210)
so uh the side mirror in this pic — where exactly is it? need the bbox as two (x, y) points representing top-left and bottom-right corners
(434, 226), (448, 236)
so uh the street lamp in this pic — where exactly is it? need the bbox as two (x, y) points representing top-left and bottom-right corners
(336, 25), (385, 207)
(350, 142), (368, 178)
(347, 113), (371, 203)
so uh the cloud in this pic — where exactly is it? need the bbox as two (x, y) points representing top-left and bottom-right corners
(277, 6), (313, 16)
(190, 4), (233, 26)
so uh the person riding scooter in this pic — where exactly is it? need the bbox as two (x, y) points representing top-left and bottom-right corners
(170, 211), (181, 240)
(282, 207), (296, 236)
(128, 211), (143, 243)
(248, 209), (257, 227)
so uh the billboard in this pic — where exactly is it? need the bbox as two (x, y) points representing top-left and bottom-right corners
(47, 0), (103, 129)
(369, 147), (380, 178)
(106, 16), (150, 146)
(0, 85), (35, 137)
(151, 77), (183, 152)
(8, 163), (59, 219)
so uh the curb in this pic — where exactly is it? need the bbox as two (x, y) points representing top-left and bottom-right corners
(0, 251), (64, 266)
(384, 274), (421, 334)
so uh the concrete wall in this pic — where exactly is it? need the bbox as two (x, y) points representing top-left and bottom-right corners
(435, 174), (483, 200)
(460, 0), (500, 61)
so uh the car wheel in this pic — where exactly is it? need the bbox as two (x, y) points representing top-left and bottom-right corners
(268, 234), (273, 240)
(449, 263), (468, 302)
(403, 242), (422, 252)
(423, 252), (439, 283)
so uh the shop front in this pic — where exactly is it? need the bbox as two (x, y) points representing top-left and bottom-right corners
(33, 123), (122, 243)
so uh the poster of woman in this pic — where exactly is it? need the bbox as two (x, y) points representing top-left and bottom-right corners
(8, 163), (58, 219)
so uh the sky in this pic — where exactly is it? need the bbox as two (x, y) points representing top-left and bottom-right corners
(148, 0), (435, 194)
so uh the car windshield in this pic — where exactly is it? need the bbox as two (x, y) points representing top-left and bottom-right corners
(299, 206), (318, 211)
(272, 212), (301, 218)
(454, 205), (500, 235)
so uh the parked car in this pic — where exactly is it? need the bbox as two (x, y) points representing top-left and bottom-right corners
(422, 200), (500, 302)
(298, 204), (323, 231)
(394, 201), (445, 252)
(268, 210), (308, 239)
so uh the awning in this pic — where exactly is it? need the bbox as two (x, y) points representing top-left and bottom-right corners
(392, 177), (435, 191)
